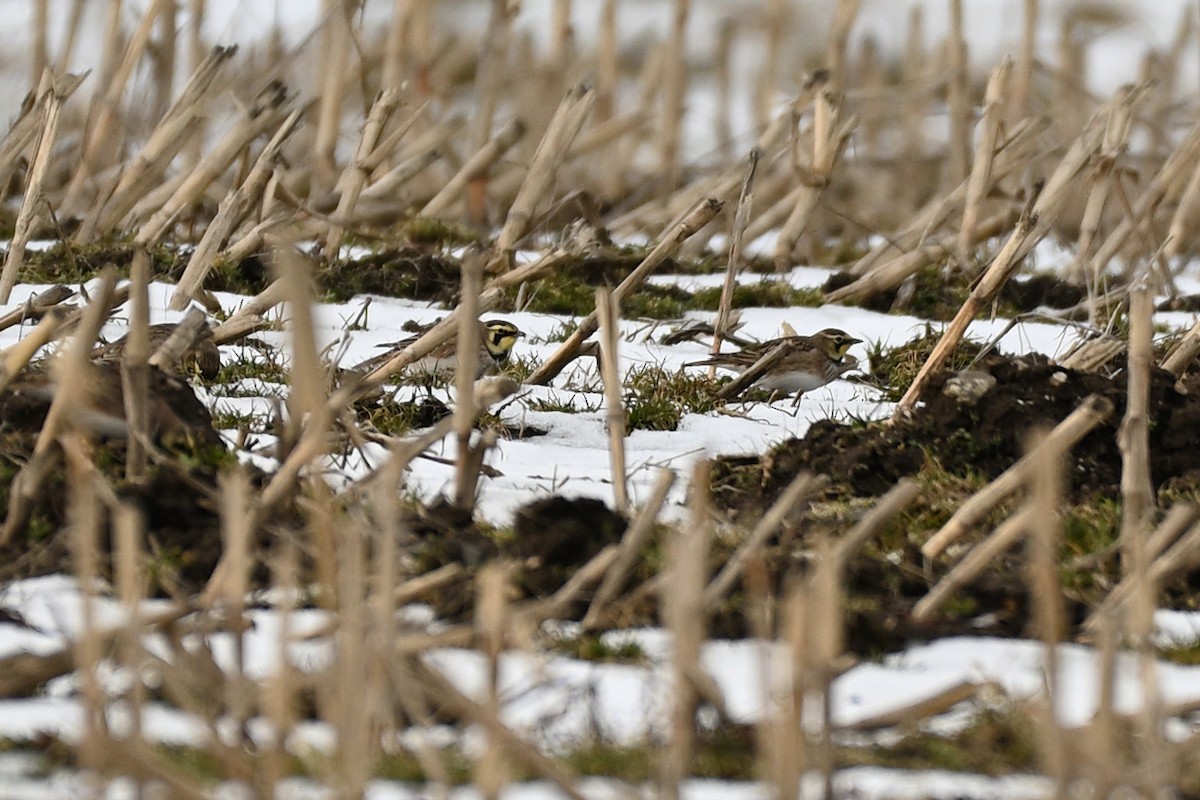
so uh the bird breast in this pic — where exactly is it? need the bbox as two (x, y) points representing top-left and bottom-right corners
(756, 371), (833, 394)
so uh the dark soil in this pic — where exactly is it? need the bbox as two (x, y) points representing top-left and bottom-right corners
(406, 499), (501, 567)
(346, 350), (1200, 650)
(0, 363), (240, 592)
(714, 352), (1200, 510)
(705, 351), (1200, 651)
(320, 249), (465, 303)
(400, 494), (627, 619)
(1001, 274), (1088, 311)
(821, 269), (1086, 320)
(509, 495), (627, 597)
(240, 245), (708, 315)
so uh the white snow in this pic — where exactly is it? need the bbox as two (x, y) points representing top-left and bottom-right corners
(0, 0), (1197, 795)
(0, 252), (1196, 794)
(1, 575), (1198, 794)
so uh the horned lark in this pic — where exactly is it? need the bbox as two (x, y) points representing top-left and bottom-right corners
(93, 322), (221, 380)
(8, 360), (222, 447)
(351, 319), (525, 380)
(685, 327), (861, 394)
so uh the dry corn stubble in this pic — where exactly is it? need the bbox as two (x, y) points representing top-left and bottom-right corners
(0, 0), (1196, 793)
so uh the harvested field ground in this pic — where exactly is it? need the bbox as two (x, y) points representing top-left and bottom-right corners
(720, 354), (1200, 506)
(2, 1), (1200, 798)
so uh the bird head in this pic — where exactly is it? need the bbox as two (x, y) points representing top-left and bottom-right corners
(481, 319), (525, 362)
(813, 328), (862, 360)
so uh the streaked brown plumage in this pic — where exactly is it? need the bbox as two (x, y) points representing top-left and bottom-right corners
(350, 319), (525, 380)
(3, 360), (222, 448)
(93, 322), (221, 381)
(685, 327), (861, 394)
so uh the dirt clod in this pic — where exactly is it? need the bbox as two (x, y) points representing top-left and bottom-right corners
(717, 352), (1200, 512)
(705, 350), (1200, 649)
(508, 495), (627, 597)
(0, 363), (232, 590)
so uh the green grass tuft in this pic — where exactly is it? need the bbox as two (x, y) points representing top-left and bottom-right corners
(624, 365), (723, 431)
(547, 632), (647, 663)
(859, 326), (984, 401)
(208, 349), (290, 397)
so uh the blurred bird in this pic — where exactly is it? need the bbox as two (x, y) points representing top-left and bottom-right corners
(93, 322), (221, 381)
(3, 360), (221, 448)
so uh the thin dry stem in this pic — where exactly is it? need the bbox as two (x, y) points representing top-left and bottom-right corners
(135, 82), (292, 244)
(893, 108), (1108, 416)
(0, 77), (67, 302)
(495, 83), (594, 256)
(1120, 285), (1155, 566)
(661, 458), (709, 800)
(63, 0), (172, 210)
(420, 118), (525, 219)
(0, 308), (66, 394)
(772, 89), (854, 268)
(453, 250), (484, 510)
(959, 58), (1011, 263)
(711, 149), (760, 358)
(1025, 429), (1069, 789)
(596, 287), (629, 513)
(528, 198), (722, 385)
(657, 0), (690, 193)
(169, 108), (305, 311)
(79, 45), (238, 241)
(944, 0), (970, 185)
(121, 248), (151, 480)
(922, 394), (1114, 558)
(703, 473), (828, 607)
(581, 469), (675, 630)
(914, 509), (1031, 623)
(322, 88), (402, 259)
